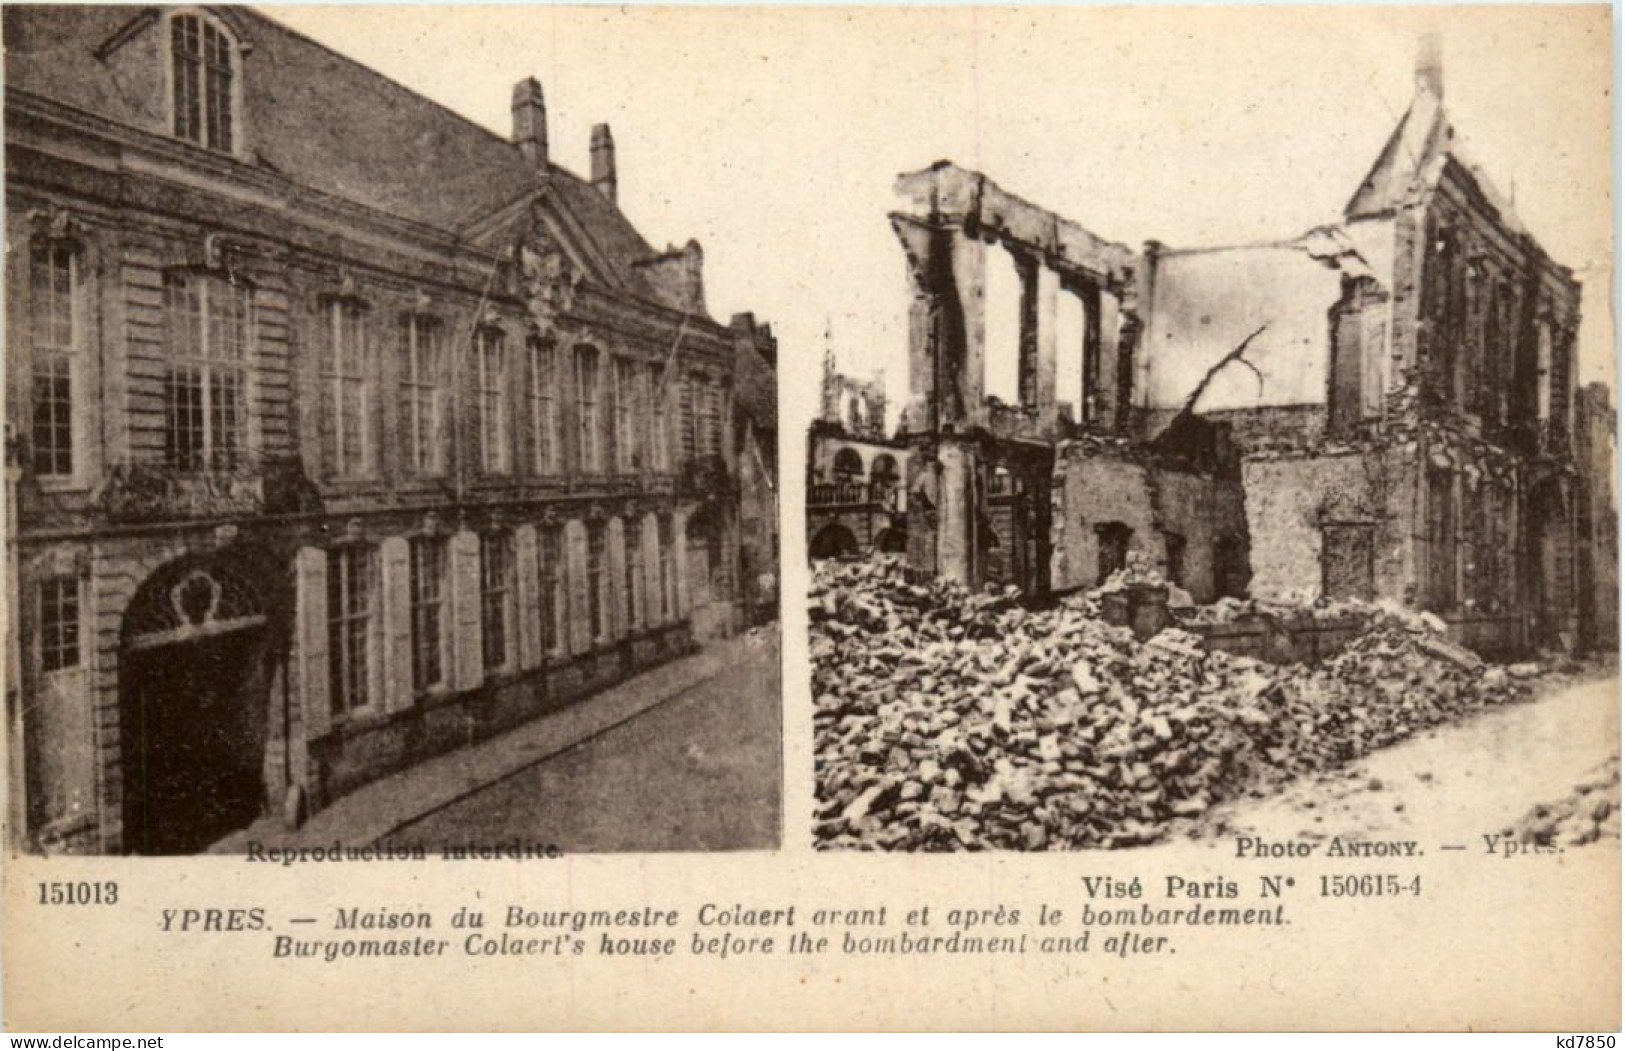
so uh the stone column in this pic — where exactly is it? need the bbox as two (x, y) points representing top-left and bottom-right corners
(936, 439), (981, 589)
(950, 231), (987, 429)
(1082, 281), (1104, 425)
(892, 215), (939, 436)
(1035, 266), (1059, 426)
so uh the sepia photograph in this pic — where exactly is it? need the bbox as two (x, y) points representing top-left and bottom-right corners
(1, 1), (1617, 1035)
(805, 19), (1618, 853)
(4, 3), (781, 856)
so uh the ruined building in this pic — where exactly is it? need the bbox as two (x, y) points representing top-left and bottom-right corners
(856, 40), (1609, 657)
(885, 161), (1249, 605)
(4, 6), (777, 854)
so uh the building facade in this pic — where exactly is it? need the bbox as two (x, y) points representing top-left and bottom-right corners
(805, 343), (911, 560)
(4, 6), (776, 854)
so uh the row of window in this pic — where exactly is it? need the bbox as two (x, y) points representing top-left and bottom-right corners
(828, 448), (902, 484)
(1426, 224), (1563, 430)
(22, 240), (728, 484)
(28, 513), (689, 687)
(1425, 470), (1518, 614)
(324, 517), (679, 719)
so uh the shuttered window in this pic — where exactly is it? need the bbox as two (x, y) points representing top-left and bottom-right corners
(539, 526), (563, 655)
(587, 523), (607, 642)
(327, 546), (375, 715)
(408, 537), (447, 693)
(658, 515), (675, 621)
(623, 522), (644, 632)
(480, 532), (514, 672)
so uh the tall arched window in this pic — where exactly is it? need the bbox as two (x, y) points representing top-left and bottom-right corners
(169, 11), (239, 154)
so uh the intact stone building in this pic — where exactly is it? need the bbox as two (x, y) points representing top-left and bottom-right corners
(4, 6), (778, 854)
(847, 40), (1609, 654)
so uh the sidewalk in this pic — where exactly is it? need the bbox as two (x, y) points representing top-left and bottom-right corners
(209, 628), (776, 853)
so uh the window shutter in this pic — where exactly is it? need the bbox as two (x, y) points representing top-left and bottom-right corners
(606, 516), (627, 639)
(449, 528), (483, 691)
(642, 513), (661, 626)
(673, 507), (691, 617)
(565, 519), (591, 654)
(379, 537), (412, 713)
(294, 546), (331, 739)
(514, 524), (541, 669)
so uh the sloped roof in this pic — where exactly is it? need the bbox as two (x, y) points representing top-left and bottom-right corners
(1344, 80), (1523, 235)
(733, 337), (778, 437)
(3, 5), (677, 301)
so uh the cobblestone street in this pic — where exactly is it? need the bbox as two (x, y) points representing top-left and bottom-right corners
(382, 632), (781, 853)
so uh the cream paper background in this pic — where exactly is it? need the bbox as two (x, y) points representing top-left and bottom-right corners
(3, 3), (1619, 1032)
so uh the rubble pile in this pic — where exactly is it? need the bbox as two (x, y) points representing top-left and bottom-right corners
(1180, 593), (1442, 630)
(812, 560), (1531, 851)
(1512, 758), (1621, 848)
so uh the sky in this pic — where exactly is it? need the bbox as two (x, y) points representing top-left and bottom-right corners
(264, 4), (1615, 431)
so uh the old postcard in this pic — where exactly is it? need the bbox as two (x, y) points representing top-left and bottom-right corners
(2, 2), (1617, 1032)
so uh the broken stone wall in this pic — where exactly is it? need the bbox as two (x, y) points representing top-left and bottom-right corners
(1149, 469), (1249, 603)
(1574, 383), (1619, 649)
(1242, 449), (1408, 604)
(1050, 448), (1246, 603)
(1051, 454), (1158, 593)
(1134, 404), (1328, 453)
(1139, 240), (1358, 416)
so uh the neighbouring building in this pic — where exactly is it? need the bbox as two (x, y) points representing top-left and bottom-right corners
(806, 347), (912, 559)
(731, 312), (781, 625)
(828, 37), (1610, 653)
(1574, 382), (1618, 650)
(4, 5), (777, 854)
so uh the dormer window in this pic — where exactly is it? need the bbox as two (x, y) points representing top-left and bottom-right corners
(170, 11), (237, 153)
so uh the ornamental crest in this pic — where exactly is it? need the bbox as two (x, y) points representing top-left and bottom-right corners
(517, 226), (582, 336)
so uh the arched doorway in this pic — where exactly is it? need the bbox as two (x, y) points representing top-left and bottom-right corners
(809, 524), (859, 560)
(119, 546), (285, 854)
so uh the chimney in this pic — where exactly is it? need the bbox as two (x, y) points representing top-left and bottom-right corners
(1415, 32), (1443, 98)
(511, 77), (548, 172)
(590, 123), (617, 203)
